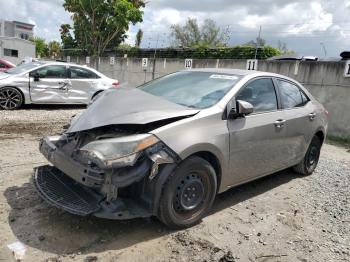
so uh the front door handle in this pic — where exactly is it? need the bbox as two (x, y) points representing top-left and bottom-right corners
(309, 112), (316, 121)
(274, 119), (286, 129)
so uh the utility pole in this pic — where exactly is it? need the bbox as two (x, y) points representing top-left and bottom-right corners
(254, 26), (262, 60)
(320, 42), (327, 58)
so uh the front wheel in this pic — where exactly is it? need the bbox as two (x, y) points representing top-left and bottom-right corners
(158, 157), (217, 229)
(0, 87), (24, 110)
(293, 136), (322, 175)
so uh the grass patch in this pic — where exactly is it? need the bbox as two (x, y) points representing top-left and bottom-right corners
(326, 135), (350, 149)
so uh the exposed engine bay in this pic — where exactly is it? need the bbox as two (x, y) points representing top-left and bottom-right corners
(34, 123), (181, 219)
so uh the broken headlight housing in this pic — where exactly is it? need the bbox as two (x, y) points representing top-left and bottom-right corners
(78, 134), (160, 169)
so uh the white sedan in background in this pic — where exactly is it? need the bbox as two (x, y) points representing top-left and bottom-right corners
(0, 61), (119, 110)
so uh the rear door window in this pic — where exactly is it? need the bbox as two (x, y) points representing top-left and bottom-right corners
(69, 66), (99, 79)
(277, 79), (308, 109)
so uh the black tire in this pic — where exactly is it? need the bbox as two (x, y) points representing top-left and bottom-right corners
(0, 87), (24, 110)
(158, 156), (217, 229)
(293, 136), (322, 176)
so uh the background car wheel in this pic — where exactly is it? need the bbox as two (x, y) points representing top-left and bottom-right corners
(0, 87), (23, 110)
(293, 136), (322, 176)
(158, 156), (217, 229)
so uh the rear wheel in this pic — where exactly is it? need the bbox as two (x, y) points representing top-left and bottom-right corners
(293, 136), (321, 175)
(0, 87), (23, 110)
(158, 157), (217, 229)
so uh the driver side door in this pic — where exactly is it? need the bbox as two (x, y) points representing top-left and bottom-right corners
(227, 77), (289, 185)
(29, 65), (69, 103)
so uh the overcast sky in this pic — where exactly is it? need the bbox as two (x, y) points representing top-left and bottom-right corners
(1, 0), (350, 57)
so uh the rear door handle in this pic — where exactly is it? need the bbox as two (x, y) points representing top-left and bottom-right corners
(309, 112), (316, 121)
(274, 119), (286, 129)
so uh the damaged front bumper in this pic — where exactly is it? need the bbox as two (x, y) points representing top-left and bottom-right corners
(34, 135), (178, 219)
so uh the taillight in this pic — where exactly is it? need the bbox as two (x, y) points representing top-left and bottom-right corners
(112, 81), (119, 88)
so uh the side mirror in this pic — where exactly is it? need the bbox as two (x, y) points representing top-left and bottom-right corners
(237, 100), (254, 116)
(227, 100), (254, 119)
(30, 72), (40, 82)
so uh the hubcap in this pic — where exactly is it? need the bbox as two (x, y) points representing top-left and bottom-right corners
(0, 89), (21, 109)
(174, 174), (205, 212)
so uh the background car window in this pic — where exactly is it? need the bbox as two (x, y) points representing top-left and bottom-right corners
(0, 63), (5, 68)
(32, 65), (67, 79)
(236, 78), (278, 113)
(277, 80), (307, 108)
(70, 67), (99, 79)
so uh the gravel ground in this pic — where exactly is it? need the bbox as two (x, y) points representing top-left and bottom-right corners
(0, 106), (349, 262)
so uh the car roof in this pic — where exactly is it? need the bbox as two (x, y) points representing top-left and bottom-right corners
(0, 59), (16, 67)
(39, 60), (76, 66)
(187, 68), (290, 79)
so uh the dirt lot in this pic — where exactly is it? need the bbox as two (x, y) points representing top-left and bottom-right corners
(0, 106), (349, 262)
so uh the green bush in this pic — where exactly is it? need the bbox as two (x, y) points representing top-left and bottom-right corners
(62, 45), (281, 60)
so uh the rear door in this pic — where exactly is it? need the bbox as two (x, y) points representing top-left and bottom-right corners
(227, 77), (289, 185)
(67, 66), (101, 104)
(275, 78), (314, 164)
(29, 65), (69, 103)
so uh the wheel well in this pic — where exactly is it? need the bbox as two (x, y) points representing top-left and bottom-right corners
(315, 130), (325, 144)
(92, 90), (104, 100)
(1, 86), (25, 104)
(190, 151), (221, 192)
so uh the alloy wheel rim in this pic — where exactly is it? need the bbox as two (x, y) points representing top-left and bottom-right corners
(0, 89), (21, 109)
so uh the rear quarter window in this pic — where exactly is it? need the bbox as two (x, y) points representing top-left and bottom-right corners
(277, 79), (309, 109)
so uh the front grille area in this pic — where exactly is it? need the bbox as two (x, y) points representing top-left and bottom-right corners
(33, 165), (102, 216)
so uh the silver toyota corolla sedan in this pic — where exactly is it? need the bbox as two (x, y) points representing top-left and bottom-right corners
(0, 61), (119, 110)
(33, 69), (328, 229)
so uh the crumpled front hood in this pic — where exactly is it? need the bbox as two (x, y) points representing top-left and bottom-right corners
(67, 88), (199, 133)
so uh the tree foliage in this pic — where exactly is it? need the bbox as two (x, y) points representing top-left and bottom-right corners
(63, 0), (145, 61)
(135, 29), (143, 47)
(277, 40), (295, 55)
(106, 45), (282, 59)
(171, 18), (228, 48)
(48, 41), (61, 58)
(30, 37), (48, 58)
(60, 24), (77, 49)
(245, 36), (266, 48)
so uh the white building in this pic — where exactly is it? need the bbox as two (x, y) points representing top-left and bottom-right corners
(0, 20), (36, 64)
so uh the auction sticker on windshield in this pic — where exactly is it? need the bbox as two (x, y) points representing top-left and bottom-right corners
(209, 74), (238, 80)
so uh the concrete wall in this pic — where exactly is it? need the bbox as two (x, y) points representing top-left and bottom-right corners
(68, 56), (350, 138)
(0, 37), (35, 64)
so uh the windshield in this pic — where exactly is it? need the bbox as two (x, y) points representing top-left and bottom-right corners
(4, 62), (44, 74)
(139, 71), (241, 109)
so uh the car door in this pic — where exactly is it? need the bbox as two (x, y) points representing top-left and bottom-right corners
(67, 66), (101, 104)
(227, 77), (289, 185)
(29, 65), (69, 103)
(275, 78), (314, 164)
